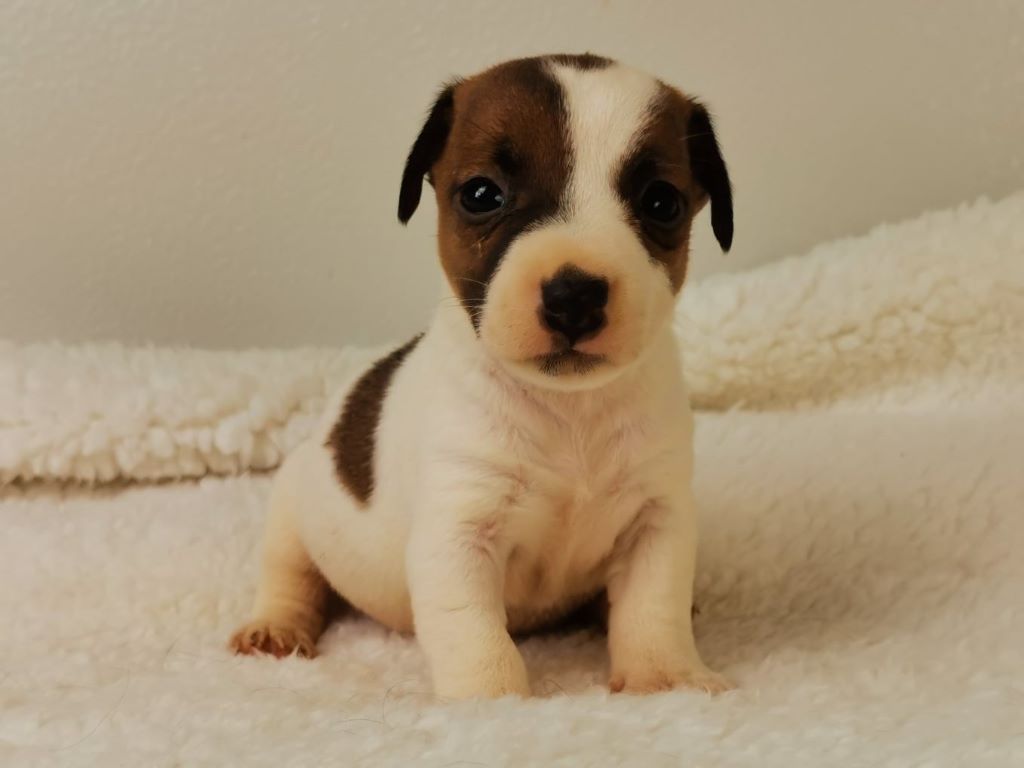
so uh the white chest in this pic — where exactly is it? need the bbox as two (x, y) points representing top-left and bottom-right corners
(417, 324), (693, 631)
(497, 407), (669, 624)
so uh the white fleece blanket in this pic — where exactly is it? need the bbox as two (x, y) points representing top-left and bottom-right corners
(2, 193), (1024, 766)
(3, 192), (1023, 485)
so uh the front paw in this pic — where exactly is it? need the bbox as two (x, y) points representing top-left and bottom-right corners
(229, 620), (318, 659)
(610, 662), (733, 695)
(433, 650), (531, 700)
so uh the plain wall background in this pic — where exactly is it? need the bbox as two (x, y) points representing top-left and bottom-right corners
(2, 1), (1022, 348)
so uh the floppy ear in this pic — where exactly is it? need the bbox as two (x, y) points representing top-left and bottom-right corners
(398, 85), (456, 224)
(686, 104), (733, 252)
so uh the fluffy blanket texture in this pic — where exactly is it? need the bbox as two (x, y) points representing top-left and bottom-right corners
(3, 193), (1022, 485)
(2, 193), (1023, 766)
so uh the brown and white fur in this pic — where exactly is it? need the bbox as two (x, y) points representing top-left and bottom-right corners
(230, 54), (735, 700)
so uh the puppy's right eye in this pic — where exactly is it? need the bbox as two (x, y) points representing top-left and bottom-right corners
(458, 177), (506, 218)
(638, 180), (684, 228)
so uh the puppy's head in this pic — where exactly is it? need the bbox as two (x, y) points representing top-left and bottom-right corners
(399, 54), (732, 391)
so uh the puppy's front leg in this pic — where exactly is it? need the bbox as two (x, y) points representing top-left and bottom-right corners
(407, 499), (528, 700)
(607, 494), (732, 695)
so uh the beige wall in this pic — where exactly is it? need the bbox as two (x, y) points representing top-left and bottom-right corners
(2, 0), (1022, 347)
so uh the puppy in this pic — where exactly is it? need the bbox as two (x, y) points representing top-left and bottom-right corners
(230, 53), (734, 700)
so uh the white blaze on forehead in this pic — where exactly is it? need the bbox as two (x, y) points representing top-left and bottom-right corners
(548, 62), (661, 222)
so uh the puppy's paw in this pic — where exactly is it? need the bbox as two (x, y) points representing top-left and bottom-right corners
(434, 652), (531, 700)
(610, 663), (733, 696)
(229, 620), (318, 659)
(437, 673), (531, 701)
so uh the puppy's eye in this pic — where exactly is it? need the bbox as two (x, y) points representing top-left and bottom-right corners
(459, 177), (506, 217)
(639, 180), (683, 227)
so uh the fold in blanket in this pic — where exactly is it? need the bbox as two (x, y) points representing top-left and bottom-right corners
(2, 192), (1022, 484)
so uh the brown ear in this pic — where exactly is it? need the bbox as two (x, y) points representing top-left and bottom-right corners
(398, 84), (457, 224)
(686, 104), (733, 251)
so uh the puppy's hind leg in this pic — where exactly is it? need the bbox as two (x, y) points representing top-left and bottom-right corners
(230, 470), (328, 659)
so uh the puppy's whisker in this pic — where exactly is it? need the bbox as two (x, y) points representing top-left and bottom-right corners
(454, 277), (491, 289)
(438, 290), (485, 302)
(437, 297), (487, 310)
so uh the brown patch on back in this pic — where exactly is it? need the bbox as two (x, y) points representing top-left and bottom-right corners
(615, 86), (708, 293)
(326, 334), (422, 505)
(432, 58), (573, 327)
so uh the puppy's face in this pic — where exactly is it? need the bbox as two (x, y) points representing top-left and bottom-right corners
(399, 55), (733, 391)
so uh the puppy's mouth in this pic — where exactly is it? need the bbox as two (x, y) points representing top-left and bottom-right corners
(533, 349), (606, 376)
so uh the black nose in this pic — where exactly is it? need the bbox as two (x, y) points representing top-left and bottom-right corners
(540, 267), (609, 346)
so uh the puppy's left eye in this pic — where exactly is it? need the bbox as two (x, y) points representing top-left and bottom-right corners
(459, 177), (506, 218)
(639, 180), (683, 227)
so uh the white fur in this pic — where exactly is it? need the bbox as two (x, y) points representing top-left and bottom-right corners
(552, 61), (660, 220)
(249, 305), (721, 697)
(230, 64), (733, 699)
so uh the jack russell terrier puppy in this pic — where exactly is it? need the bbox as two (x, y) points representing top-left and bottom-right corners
(230, 53), (734, 700)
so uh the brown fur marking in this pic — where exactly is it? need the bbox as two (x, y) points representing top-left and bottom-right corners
(615, 86), (710, 292)
(327, 335), (423, 504)
(432, 57), (573, 327)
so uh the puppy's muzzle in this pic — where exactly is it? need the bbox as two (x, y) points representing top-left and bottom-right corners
(540, 265), (609, 347)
